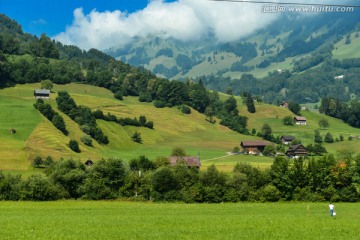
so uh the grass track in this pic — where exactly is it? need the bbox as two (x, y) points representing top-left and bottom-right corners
(0, 201), (359, 240)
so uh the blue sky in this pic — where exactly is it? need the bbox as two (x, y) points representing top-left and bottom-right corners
(1, 0), (175, 36)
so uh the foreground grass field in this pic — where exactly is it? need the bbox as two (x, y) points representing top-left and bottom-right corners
(1, 201), (359, 240)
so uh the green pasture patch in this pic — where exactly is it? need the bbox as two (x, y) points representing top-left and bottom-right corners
(0, 201), (359, 240)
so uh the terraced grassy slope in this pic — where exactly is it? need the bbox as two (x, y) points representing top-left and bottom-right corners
(1, 83), (359, 175)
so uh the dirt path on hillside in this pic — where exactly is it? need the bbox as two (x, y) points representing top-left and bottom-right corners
(202, 152), (233, 162)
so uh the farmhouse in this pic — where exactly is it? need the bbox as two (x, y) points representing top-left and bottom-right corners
(286, 144), (308, 158)
(168, 156), (201, 169)
(279, 101), (289, 108)
(280, 135), (295, 145)
(240, 140), (274, 154)
(294, 116), (307, 125)
(34, 89), (50, 99)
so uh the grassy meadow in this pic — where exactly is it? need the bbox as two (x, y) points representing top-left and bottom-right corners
(1, 83), (360, 175)
(0, 201), (359, 240)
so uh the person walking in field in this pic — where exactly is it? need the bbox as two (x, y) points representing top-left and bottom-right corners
(329, 202), (335, 217)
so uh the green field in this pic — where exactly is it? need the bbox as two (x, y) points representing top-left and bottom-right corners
(1, 83), (360, 175)
(333, 32), (360, 59)
(0, 201), (359, 239)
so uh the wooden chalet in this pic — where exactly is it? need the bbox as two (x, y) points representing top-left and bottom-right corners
(34, 89), (50, 99)
(240, 140), (274, 154)
(168, 156), (201, 169)
(280, 135), (295, 145)
(279, 101), (289, 108)
(294, 116), (307, 125)
(286, 144), (308, 158)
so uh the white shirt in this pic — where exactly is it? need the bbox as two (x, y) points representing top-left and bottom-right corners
(329, 204), (334, 210)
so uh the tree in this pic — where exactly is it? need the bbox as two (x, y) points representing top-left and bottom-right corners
(131, 132), (142, 143)
(80, 135), (93, 147)
(261, 123), (273, 141)
(245, 94), (256, 113)
(151, 167), (180, 198)
(56, 91), (77, 115)
(314, 129), (323, 143)
(288, 101), (301, 115)
(180, 105), (191, 114)
(233, 146), (240, 153)
(69, 139), (80, 153)
(33, 156), (43, 168)
(223, 96), (238, 115)
(283, 116), (294, 125)
(40, 80), (53, 91)
(139, 115), (147, 126)
(47, 159), (86, 199)
(324, 132), (334, 143)
(114, 90), (123, 100)
(204, 106), (215, 123)
(263, 145), (275, 156)
(52, 114), (68, 135)
(171, 147), (186, 157)
(319, 118), (329, 129)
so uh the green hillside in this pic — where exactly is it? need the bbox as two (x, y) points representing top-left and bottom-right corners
(1, 83), (360, 175)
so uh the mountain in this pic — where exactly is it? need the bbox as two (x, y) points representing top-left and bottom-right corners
(106, 12), (360, 103)
(107, 12), (360, 79)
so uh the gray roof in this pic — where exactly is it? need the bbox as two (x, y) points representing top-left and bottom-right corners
(34, 89), (51, 94)
(281, 135), (295, 141)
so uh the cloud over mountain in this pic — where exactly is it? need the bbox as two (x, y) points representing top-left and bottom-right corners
(54, 0), (281, 50)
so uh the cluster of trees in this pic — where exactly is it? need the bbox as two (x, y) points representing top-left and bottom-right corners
(33, 99), (68, 135)
(319, 97), (360, 128)
(93, 109), (154, 129)
(56, 91), (109, 144)
(2, 152), (360, 202)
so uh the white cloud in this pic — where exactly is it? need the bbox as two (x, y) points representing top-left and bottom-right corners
(54, 0), (293, 50)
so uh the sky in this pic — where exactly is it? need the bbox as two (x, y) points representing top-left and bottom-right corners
(1, 0), (351, 51)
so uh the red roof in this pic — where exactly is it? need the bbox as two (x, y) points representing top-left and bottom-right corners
(168, 156), (201, 168)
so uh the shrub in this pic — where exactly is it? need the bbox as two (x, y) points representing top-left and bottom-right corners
(131, 132), (142, 143)
(181, 105), (191, 114)
(145, 121), (154, 129)
(81, 135), (93, 147)
(69, 139), (80, 153)
(33, 156), (43, 168)
(283, 116), (294, 125)
(114, 90), (123, 100)
(154, 100), (166, 108)
(139, 92), (152, 102)
(52, 114), (68, 135)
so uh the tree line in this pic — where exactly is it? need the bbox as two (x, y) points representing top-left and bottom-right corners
(1, 152), (360, 202)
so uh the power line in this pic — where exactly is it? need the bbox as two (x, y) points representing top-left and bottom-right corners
(208, 0), (360, 8)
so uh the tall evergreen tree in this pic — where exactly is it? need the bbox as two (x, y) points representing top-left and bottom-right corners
(245, 94), (256, 113)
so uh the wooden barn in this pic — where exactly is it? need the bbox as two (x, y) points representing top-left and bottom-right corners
(34, 89), (50, 99)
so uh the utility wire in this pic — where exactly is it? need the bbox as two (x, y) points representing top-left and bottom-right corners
(208, 0), (360, 8)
